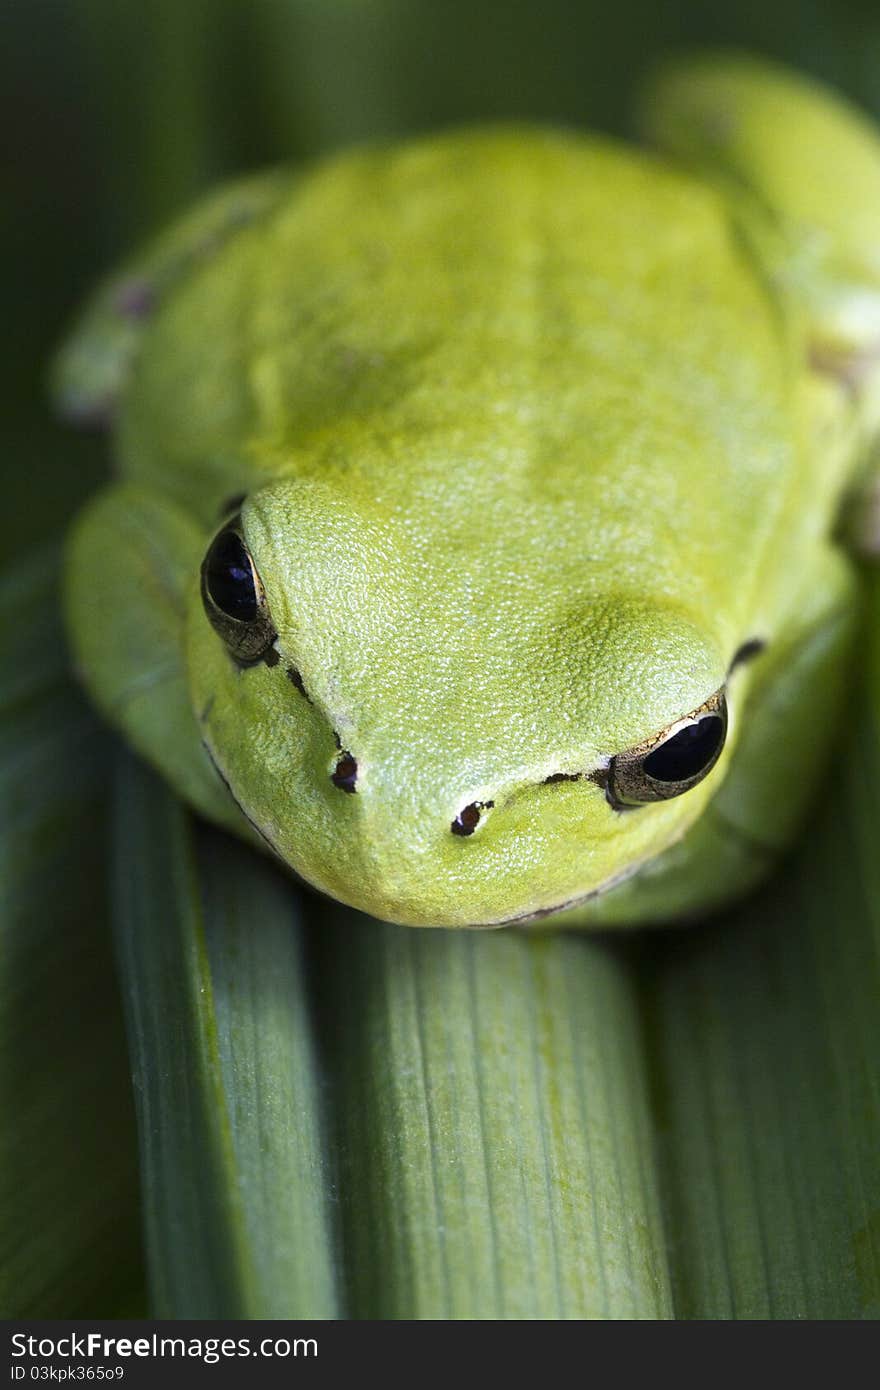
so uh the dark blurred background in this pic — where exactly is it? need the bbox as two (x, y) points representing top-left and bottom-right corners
(7, 0), (880, 555)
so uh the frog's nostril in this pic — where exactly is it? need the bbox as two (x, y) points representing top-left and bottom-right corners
(451, 800), (494, 837)
(331, 750), (358, 793)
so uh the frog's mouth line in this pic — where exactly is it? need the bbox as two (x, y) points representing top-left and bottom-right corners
(495, 793), (779, 930)
(492, 857), (647, 928)
(200, 730), (364, 912)
(199, 735), (284, 861)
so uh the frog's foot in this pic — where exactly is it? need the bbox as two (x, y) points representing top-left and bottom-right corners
(644, 55), (880, 501)
(551, 546), (858, 929)
(836, 470), (880, 556)
(65, 482), (256, 842)
(51, 171), (292, 429)
(643, 54), (880, 351)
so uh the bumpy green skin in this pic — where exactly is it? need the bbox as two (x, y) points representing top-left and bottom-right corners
(60, 56), (880, 928)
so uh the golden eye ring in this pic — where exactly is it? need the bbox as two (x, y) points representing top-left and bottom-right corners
(606, 689), (727, 809)
(200, 518), (276, 664)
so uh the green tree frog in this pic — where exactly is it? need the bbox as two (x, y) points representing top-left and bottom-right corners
(55, 56), (880, 928)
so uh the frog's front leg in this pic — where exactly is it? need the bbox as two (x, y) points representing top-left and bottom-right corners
(553, 547), (859, 930)
(65, 483), (256, 842)
(51, 170), (290, 430)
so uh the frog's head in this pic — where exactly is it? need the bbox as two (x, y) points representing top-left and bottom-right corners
(189, 477), (733, 927)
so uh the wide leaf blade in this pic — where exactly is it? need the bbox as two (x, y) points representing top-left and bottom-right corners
(642, 579), (880, 1319)
(0, 552), (143, 1317)
(320, 918), (672, 1319)
(112, 752), (340, 1318)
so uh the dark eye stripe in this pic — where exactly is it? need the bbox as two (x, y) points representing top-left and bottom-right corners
(729, 637), (766, 674)
(218, 492), (247, 519)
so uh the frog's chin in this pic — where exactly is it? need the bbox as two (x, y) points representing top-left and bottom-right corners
(281, 843), (664, 931)
(201, 725), (710, 929)
(226, 795), (701, 930)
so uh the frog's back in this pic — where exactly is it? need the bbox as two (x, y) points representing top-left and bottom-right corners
(116, 128), (798, 664)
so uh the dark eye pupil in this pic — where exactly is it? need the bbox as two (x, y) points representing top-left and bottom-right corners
(643, 715), (725, 783)
(203, 530), (258, 621)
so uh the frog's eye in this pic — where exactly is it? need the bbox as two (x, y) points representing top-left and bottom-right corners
(200, 522), (276, 663)
(606, 690), (727, 809)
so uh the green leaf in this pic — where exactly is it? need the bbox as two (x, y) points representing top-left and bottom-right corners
(639, 583), (880, 1320)
(319, 921), (672, 1318)
(0, 551), (143, 1317)
(111, 750), (340, 1318)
